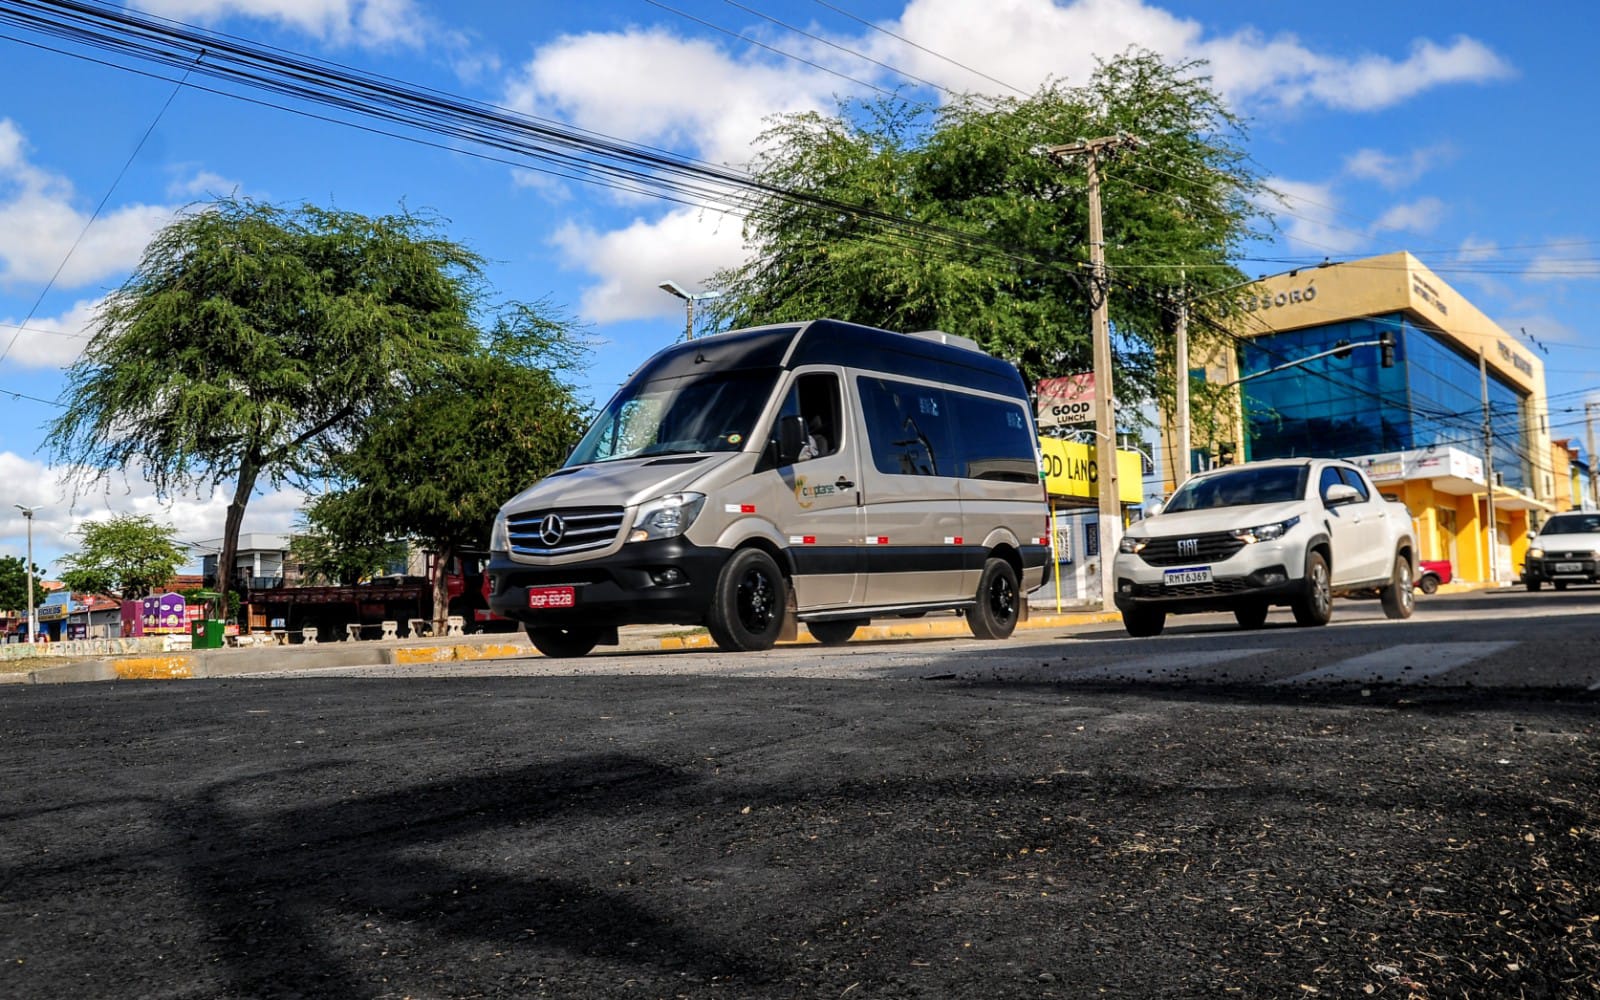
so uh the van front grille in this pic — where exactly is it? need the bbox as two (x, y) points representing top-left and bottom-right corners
(507, 506), (625, 557)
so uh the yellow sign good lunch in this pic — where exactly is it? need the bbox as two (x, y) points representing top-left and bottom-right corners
(1039, 438), (1143, 504)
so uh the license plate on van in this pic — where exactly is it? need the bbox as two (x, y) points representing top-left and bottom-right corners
(1163, 567), (1213, 586)
(527, 586), (576, 609)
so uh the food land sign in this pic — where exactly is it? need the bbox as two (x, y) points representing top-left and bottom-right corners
(1036, 373), (1095, 429)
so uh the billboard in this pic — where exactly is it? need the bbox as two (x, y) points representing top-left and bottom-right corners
(1036, 373), (1095, 428)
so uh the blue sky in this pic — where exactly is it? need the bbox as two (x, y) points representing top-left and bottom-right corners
(1, 0), (1596, 572)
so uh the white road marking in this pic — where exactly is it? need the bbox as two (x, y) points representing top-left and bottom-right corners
(1276, 642), (1514, 686)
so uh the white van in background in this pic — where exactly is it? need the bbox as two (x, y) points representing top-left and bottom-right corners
(488, 319), (1051, 656)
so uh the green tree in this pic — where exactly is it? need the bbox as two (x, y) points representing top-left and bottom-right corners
(303, 301), (591, 626)
(709, 50), (1268, 424)
(288, 522), (406, 586)
(56, 514), (186, 600)
(47, 197), (483, 619)
(0, 554), (49, 615)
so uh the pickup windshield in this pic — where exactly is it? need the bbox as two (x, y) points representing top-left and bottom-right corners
(1163, 465), (1309, 512)
(567, 368), (781, 466)
(1539, 514), (1600, 534)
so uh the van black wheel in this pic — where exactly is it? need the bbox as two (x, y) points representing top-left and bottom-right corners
(526, 625), (601, 658)
(1233, 601), (1269, 630)
(807, 620), (862, 646)
(1122, 607), (1165, 637)
(1380, 554), (1415, 619)
(1291, 550), (1333, 627)
(707, 548), (787, 652)
(968, 558), (1020, 639)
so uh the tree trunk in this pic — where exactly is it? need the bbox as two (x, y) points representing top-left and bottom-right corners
(216, 461), (260, 622)
(432, 541), (454, 635)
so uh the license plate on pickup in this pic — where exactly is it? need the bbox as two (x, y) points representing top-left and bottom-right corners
(527, 586), (577, 609)
(1163, 566), (1213, 586)
(1554, 562), (1583, 574)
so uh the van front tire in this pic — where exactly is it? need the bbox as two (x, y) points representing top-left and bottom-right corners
(708, 548), (788, 652)
(527, 625), (601, 658)
(968, 558), (1020, 640)
(807, 620), (861, 646)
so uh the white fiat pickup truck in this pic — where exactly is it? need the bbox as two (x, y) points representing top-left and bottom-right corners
(1111, 457), (1416, 637)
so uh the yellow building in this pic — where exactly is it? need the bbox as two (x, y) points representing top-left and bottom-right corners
(1186, 251), (1554, 584)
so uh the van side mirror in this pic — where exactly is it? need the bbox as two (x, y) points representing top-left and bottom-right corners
(777, 414), (806, 466)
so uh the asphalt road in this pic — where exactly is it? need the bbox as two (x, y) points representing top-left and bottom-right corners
(2, 587), (1597, 998)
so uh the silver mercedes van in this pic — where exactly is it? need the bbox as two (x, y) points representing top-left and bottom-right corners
(487, 319), (1050, 656)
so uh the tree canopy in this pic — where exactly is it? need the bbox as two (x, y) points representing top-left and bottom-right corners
(0, 554), (49, 616)
(709, 50), (1269, 428)
(56, 514), (185, 600)
(48, 197), (484, 618)
(302, 301), (592, 624)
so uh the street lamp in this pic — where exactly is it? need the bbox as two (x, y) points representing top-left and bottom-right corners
(13, 504), (38, 644)
(658, 280), (720, 341)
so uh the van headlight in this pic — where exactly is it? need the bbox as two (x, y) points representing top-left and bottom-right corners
(490, 510), (510, 552)
(1233, 515), (1300, 544)
(1118, 535), (1147, 554)
(628, 493), (706, 543)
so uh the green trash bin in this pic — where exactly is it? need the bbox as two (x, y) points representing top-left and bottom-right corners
(190, 618), (225, 649)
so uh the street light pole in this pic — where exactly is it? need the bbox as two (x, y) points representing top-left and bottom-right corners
(658, 280), (720, 341)
(14, 504), (38, 644)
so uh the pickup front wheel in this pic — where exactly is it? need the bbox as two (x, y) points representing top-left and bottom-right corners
(1291, 551), (1333, 627)
(1380, 554), (1415, 619)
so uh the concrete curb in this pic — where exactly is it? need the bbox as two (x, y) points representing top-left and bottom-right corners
(5, 606), (1123, 683)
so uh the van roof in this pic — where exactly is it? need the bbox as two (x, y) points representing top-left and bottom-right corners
(634, 318), (1025, 396)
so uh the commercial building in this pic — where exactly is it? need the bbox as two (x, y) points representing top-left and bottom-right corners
(1179, 251), (1559, 584)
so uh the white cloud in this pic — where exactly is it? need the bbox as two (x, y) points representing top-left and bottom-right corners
(871, 0), (1510, 113)
(166, 168), (244, 200)
(131, 0), (429, 48)
(1524, 243), (1600, 283)
(1263, 178), (1367, 255)
(1371, 197), (1445, 235)
(0, 119), (178, 291)
(1344, 144), (1456, 189)
(0, 297), (104, 370)
(550, 207), (747, 324)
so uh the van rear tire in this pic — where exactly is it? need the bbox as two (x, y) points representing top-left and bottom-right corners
(707, 548), (788, 652)
(968, 558), (1020, 640)
(807, 620), (861, 646)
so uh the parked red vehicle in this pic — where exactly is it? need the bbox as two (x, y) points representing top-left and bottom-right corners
(1416, 559), (1452, 594)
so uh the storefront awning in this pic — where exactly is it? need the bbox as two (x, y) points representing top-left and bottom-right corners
(1488, 484), (1555, 513)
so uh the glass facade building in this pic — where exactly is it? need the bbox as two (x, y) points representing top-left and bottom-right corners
(1239, 314), (1529, 491)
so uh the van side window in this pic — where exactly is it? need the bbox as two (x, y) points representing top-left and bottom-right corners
(778, 372), (843, 462)
(951, 393), (1037, 482)
(859, 377), (953, 477)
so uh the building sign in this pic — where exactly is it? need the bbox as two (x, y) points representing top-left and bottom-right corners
(1355, 447), (1485, 486)
(1038, 437), (1143, 504)
(1411, 275), (1450, 317)
(1233, 282), (1318, 314)
(1496, 340), (1534, 378)
(1036, 373), (1096, 428)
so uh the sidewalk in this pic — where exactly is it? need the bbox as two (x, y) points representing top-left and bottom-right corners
(3, 602), (1123, 684)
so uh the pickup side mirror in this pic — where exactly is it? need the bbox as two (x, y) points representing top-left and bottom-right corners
(1323, 483), (1360, 507)
(777, 414), (806, 467)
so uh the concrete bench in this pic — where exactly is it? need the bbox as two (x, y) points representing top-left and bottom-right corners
(408, 617), (431, 637)
(271, 629), (289, 646)
(446, 615), (465, 637)
(301, 626), (319, 645)
(346, 623), (363, 641)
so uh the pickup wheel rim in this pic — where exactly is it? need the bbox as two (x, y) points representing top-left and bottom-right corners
(1309, 559), (1331, 617)
(1397, 559), (1414, 614)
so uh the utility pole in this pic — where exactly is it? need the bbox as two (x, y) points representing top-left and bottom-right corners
(13, 504), (37, 643)
(1172, 272), (1191, 489)
(1042, 134), (1142, 611)
(1479, 349), (1498, 585)
(1587, 401), (1599, 510)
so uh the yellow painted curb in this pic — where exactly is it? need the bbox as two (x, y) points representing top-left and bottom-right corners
(392, 642), (531, 664)
(113, 656), (195, 680)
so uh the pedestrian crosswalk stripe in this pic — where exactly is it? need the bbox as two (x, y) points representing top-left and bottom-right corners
(1275, 642), (1514, 686)
(1058, 648), (1268, 683)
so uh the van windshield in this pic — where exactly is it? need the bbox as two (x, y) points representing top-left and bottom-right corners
(566, 368), (781, 466)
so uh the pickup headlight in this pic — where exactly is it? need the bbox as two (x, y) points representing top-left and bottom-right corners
(490, 510), (510, 552)
(1233, 515), (1300, 544)
(628, 492), (707, 543)
(1118, 535), (1147, 554)
(1527, 547), (1544, 560)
